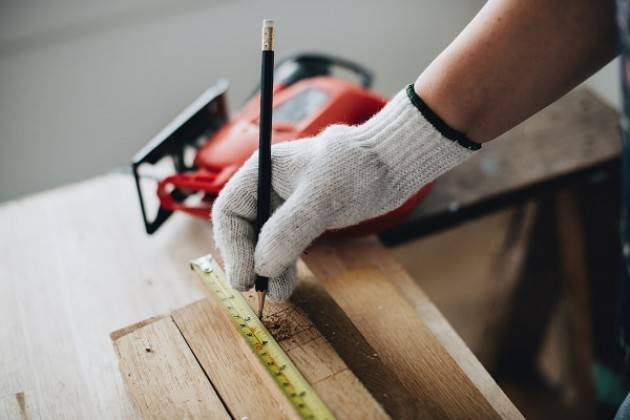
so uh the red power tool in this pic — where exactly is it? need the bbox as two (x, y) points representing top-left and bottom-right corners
(132, 54), (432, 235)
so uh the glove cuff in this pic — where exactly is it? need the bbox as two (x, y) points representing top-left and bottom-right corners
(349, 85), (481, 209)
(404, 84), (481, 151)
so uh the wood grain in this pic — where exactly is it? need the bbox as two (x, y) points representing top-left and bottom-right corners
(303, 238), (524, 419)
(289, 269), (423, 418)
(339, 237), (523, 419)
(0, 174), (217, 419)
(197, 218), (394, 417)
(111, 316), (164, 341)
(251, 290), (391, 420)
(180, 284), (390, 419)
(171, 300), (297, 420)
(113, 317), (230, 419)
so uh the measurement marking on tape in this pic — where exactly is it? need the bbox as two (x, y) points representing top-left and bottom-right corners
(191, 255), (335, 420)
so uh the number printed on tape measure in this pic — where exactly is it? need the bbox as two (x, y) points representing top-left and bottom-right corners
(191, 255), (335, 420)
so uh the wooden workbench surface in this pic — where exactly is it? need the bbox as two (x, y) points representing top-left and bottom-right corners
(0, 174), (518, 418)
(0, 175), (209, 419)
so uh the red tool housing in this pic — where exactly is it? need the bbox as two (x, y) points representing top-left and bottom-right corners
(132, 55), (432, 235)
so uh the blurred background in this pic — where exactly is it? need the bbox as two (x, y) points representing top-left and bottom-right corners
(0, 1), (625, 419)
(0, 0), (620, 202)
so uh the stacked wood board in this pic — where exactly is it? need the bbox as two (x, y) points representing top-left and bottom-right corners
(111, 236), (523, 419)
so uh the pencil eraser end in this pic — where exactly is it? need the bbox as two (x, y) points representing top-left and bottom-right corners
(261, 20), (275, 50)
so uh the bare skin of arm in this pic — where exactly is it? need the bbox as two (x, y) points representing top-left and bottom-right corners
(415, 0), (617, 143)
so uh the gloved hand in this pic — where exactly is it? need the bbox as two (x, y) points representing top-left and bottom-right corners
(213, 85), (479, 300)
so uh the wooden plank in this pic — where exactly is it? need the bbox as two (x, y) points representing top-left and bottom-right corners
(303, 237), (524, 419)
(111, 219), (517, 419)
(287, 269), (423, 419)
(111, 316), (164, 341)
(555, 188), (595, 416)
(332, 236), (520, 420)
(113, 316), (230, 420)
(477, 203), (538, 367)
(245, 285), (393, 420)
(199, 233), (407, 418)
(490, 197), (564, 383)
(176, 281), (392, 418)
(171, 300), (297, 420)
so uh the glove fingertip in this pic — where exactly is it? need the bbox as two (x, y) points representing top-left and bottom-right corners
(225, 265), (255, 292)
(267, 266), (297, 302)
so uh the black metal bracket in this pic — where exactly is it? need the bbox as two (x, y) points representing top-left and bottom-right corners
(131, 80), (229, 234)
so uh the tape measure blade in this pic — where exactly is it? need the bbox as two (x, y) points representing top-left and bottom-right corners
(191, 255), (335, 420)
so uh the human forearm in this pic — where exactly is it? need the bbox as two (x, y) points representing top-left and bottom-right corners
(213, 0), (618, 300)
(415, 0), (616, 142)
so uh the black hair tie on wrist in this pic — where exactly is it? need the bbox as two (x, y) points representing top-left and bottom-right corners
(405, 84), (481, 151)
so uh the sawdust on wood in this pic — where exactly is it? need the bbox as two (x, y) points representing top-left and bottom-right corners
(263, 308), (307, 342)
(243, 291), (311, 342)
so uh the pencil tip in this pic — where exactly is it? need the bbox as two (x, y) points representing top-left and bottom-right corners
(257, 290), (266, 319)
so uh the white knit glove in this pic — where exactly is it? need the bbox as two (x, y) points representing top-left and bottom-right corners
(213, 85), (479, 300)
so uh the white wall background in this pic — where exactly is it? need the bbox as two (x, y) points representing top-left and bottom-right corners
(0, 0), (620, 203)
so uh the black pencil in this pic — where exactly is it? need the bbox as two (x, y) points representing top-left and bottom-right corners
(255, 19), (275, 318)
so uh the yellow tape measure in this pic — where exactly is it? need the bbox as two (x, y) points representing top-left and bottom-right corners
(190, 255), (335, 420)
